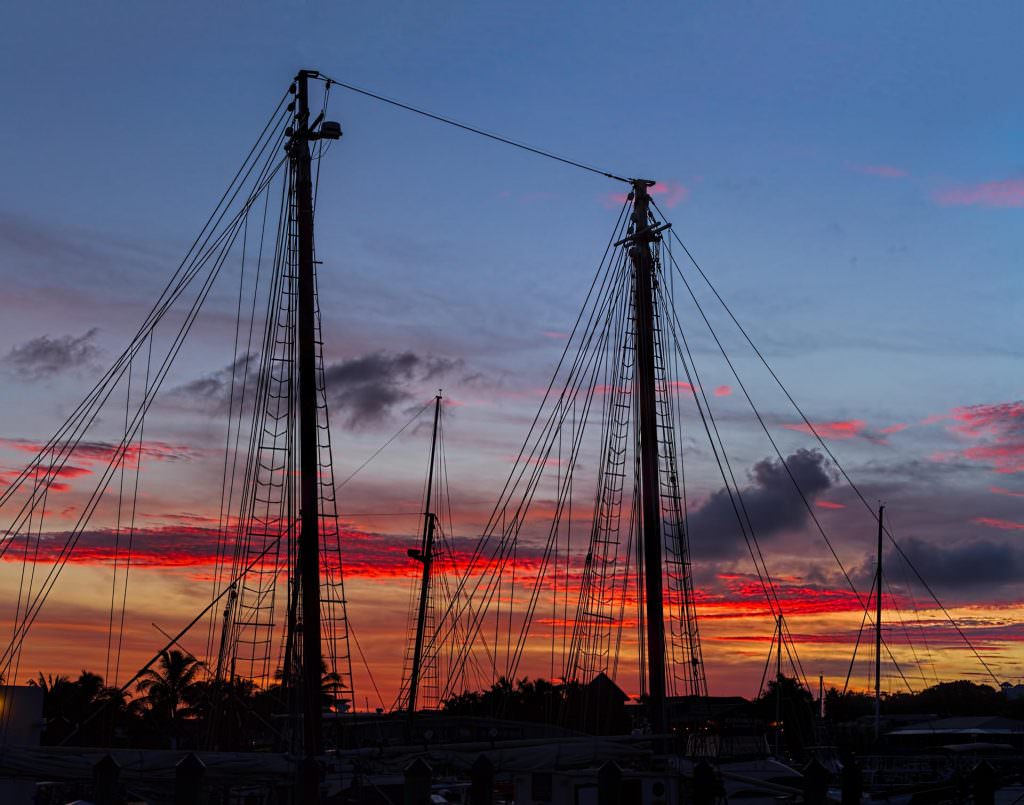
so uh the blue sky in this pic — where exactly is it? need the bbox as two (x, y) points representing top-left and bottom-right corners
(0, 2), (1021, 699)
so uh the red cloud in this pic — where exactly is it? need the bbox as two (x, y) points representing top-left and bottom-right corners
(702, 573), (892, 619)
(0, 438), (199, 471)
(713, 385), (732, 397)
(816, 500), (846, 510)
(933, 178), (1024, 208)
(972, 517), (1024, 532)
(783, 420), (866, 440)
(880, 423), (908, 435)
(850, 164), (909, 179)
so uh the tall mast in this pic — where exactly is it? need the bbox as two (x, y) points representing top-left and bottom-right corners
(775, 614), (783, 757)
(628, 179), (667, 737)
(875, 504), (885, 739)
(408, 393), (443, 718)
(292, 67), (324, 770)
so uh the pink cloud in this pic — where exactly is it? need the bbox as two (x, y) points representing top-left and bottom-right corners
(880, 423), (908, 435)
(991, 486), (1024, 498)
(604, 180), (690, 209)
(650, 181), (690, 208)
(714, 385), (732, 397)
(783, 419), (866, 440)
(924, 402), (1024, 474)
(933, 178), (1024, 208)
(541, 330), (569, 340)
(849, 163), (909, 179)
(973, 516), (1024, 532)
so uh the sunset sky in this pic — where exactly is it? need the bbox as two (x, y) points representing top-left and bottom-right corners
(0, 3), (1021, 710)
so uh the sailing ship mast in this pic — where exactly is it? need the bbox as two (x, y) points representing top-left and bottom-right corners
(288, 68), (341, 798)
(407, 393), (443, 718)
(875, 504), (884, 739)
(628, 180), (669, 735)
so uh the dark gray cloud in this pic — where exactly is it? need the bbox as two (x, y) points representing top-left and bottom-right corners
(3, 328), (100, 380)
(168, 350), (460, 427)
(324, 351), (460, 428)
(170, 353), (258, 412)
(687, 448), (835, 560)
(887, 537), (1024, 594)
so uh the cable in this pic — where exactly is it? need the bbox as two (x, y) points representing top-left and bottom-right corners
(316, 74), (632, 184)
(656, 202), (1000, 687)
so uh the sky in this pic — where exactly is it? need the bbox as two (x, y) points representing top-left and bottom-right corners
(0, 2), (1021, 710)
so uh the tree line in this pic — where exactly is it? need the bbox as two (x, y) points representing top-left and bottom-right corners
(24, 650), (347, 750)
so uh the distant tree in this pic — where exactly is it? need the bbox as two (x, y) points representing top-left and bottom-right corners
(443, 676), (597, 730)
(753, 675), (816, 760)
(187, 676), (262, 751)
(887, 680), (1001, 717)
(135, 650), (201, 748)
(824, 687), (874, 722)
(28, 670), (126, 746)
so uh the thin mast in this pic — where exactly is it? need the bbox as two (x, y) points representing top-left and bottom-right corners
(775, 614), (782, 757)
(628, 179), (667, 738)
(408, 393), (443, 718)
(875, 504), (885, 739)
(293, 67), (323, 767)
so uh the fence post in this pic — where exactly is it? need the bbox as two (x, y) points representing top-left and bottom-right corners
(175, 752), (206, 805)
(840, 757), (862, 805)
(404, 757), (432, 805)
(693, 759), (716, 805)
(93, 753), (120, 805)
(597, 760), (622, 805)
(470, 754), (495, 805)
(972, 760), (997, 805)
(802, 758), (830, 805)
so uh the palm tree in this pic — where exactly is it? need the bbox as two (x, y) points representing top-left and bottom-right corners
(135, 650), (201, 748)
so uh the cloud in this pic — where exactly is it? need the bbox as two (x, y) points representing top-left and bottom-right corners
(0, 437), (197, 470)
(698, 572), (869, 620)
(849, 164), (909, 179)
(323, 351), (460, 428)
(991, 486), (1024, 498)
(169, 350), (462, 428)
(783, 419), (866, 440)
(972, 517), (1024, 532)
(169, 353), (257, 412)
(687, 449), (835, 559)
(929, 401), (1024, 474)
(893, 537), (1024, 591)
(932, 178), (1024, 208)
(604, 180), (690, 209)
(2, 328), (100, 380)
(714, 385), (732, 397)
(816, 500), (846, 510)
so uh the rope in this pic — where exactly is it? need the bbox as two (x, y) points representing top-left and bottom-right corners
(656, 201), (1000, 687)
(316, 74), (631, 184)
